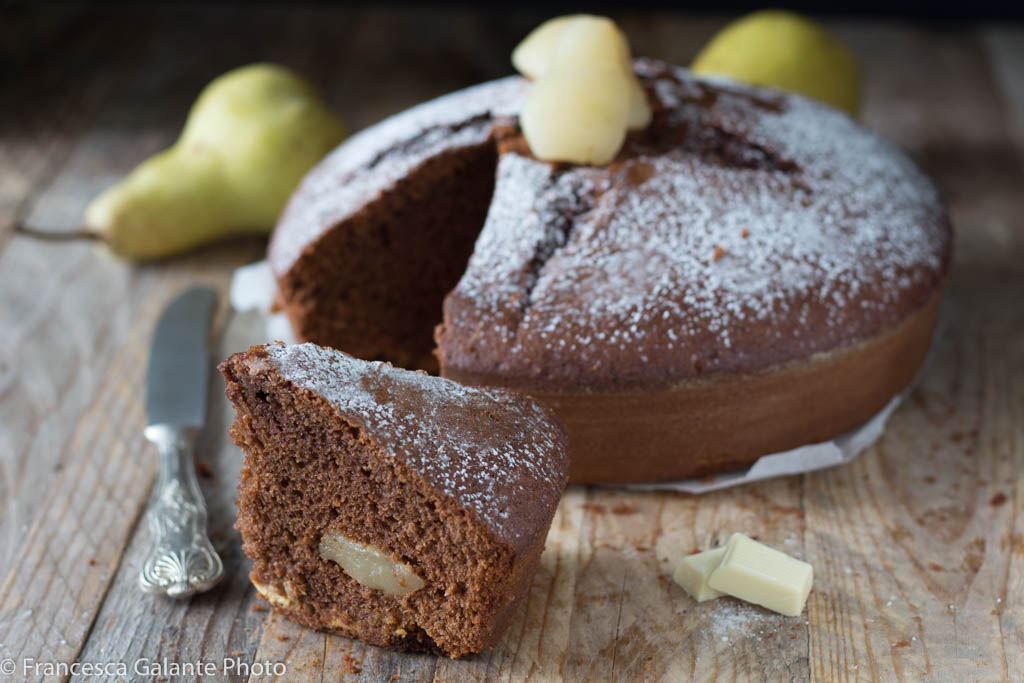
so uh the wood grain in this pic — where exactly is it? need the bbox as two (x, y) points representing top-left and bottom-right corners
(0, 6), (1021, 682)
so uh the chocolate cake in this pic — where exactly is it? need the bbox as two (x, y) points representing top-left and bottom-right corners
(219, 342), (568, 657)
(268, 58), (952, 483)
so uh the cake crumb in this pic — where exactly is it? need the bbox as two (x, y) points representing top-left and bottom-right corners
(195, 460), (214, 478)
(611, 502), (636, 515)
(343, 653), (362, 674)
(712, 245), (727, 261)
(250, 603), (268, 613)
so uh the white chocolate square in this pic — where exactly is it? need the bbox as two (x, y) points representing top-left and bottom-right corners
(673, 546), (726, 602)
(708, 533), (813, 617)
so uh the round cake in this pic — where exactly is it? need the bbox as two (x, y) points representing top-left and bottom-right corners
(269, 58), (952, 483)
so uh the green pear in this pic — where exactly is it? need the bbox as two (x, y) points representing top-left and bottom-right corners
(691, 11), (860, 116)
(85, 63), (346, 260)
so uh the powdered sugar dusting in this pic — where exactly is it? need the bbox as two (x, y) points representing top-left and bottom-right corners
(443, 60), (950, 388)
(260, 342), (567, 549)
(701, 598), (790, 644)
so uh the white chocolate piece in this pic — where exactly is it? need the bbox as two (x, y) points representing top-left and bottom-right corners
(520, 65), (630, 166)
(320, 532), (425, 596)
(708, 533), (813, 617)
(673, 546), (726, 602)
(252, 579), (293, 607)
(512, 14), (594, 79)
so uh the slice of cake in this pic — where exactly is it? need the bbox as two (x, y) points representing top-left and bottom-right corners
(219, 342), (569, 658)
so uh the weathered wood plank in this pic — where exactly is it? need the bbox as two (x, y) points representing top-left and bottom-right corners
(805, 274), (1024, 680)
(0, 239), (254, 680)
(566, 484), (807, 681)
(1, 6), (1023, 682)
(0, 6), (306, 679)
(802, 23), (1024, 682)
(838, 22), (1024, 273)
(983, 27), (1024, 146)
(981, 25), (1024, 681)
(70, 307), (267, 683)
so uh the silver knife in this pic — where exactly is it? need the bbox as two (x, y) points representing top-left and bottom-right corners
(139, 286), (224, 598)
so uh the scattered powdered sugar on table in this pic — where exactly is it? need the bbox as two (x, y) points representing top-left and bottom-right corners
(260, 342), (565, 548)
(701, 598), (786, 644)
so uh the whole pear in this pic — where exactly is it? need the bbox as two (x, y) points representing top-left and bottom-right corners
(85, 63), (346, 260)
(691, 11), (861, 116)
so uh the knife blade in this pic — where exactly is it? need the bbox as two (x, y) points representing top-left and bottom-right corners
(146, 286), (217, 428)
(139, 285), (224, 598)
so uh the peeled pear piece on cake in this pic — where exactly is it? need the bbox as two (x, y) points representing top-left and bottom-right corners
(85, 63), (346, 260)
(512, 14), (651, 133)
(551, 17), (651, 131)
(691, 10), (861, 116)
(625, 78), (652, 131)
(520, 65), (631, 166)
(512, 14), (590, 78)
(547, 16), (632, 73)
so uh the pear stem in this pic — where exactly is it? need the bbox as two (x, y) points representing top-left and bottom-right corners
(14, 222), (100, 241)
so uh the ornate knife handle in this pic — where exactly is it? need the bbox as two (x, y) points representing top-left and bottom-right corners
(139, 424), (224, 598)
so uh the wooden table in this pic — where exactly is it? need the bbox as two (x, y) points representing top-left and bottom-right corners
(1, 6), (1022, 681)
